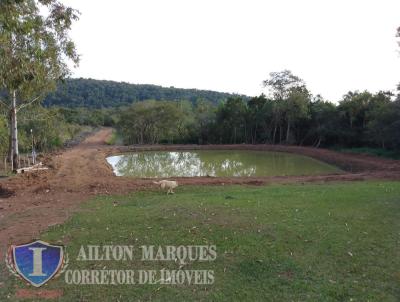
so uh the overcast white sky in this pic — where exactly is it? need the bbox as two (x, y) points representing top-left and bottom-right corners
(62, 0), (400, 101)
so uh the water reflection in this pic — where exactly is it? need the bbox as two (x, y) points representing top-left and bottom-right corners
(107, 150), (341, 178)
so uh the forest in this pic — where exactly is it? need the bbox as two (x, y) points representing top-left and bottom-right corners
(117, 85), (400, 152)
(1, 70), (400, 161)
(43, 78), (244, 108)
(116, 70), (400, 155)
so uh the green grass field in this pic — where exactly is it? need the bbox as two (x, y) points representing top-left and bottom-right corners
(2, 181), (400, 301)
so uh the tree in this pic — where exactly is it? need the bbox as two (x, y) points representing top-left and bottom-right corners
(397, 27), (400, 102)
(0, 116), (8, 158)
(0, 0), (79, 169)
(263, 70), (307, 143)
(337, 91), (393, 147)
(283, 87), (310, 143)
(338, 91), (370, 130)
(247, 94), (268, 144)
(193, 99), (216, 144)
(117, 100), (187, 144)
(306, 97), (339, 147)
(43, 78), (244, 108)
(175, 100), (195, 143)
(365, 92), (395, 148)
(215, 97), (248, 144)
(263, 70), (305, 100)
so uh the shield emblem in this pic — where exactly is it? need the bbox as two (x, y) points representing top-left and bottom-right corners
(11, 240), (64, 287)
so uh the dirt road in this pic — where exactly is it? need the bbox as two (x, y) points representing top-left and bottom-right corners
(0, 128), (137, 259)
(1, 128), (400, 259)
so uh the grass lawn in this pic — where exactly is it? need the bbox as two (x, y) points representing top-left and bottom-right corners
(2, 181), (400, 301)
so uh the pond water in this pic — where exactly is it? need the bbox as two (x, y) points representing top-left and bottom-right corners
(107, 150), (341, 178)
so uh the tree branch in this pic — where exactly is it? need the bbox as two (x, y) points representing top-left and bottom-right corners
(0, 99), (9, 109)
(16, 95), (42, 112)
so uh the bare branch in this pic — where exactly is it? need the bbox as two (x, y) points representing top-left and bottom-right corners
(0, 99), (9, 109)
(16, 96), (42, 112)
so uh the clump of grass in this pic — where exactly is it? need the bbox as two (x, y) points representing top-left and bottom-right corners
(105, 131), (121, 145)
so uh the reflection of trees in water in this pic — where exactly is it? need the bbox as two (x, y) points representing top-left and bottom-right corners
(115, 152), (201, 177)
(110, 150), (338, 178)
(196, 152), (257, 177)
(113, 151), (259, 177)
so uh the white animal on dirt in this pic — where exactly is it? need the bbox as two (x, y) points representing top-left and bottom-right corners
(153, 180), (178, 194)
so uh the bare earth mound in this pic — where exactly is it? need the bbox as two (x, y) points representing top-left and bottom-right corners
(0, 128), (400, 258)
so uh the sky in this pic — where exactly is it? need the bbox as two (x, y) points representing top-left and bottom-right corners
(62, 0), (400, 102)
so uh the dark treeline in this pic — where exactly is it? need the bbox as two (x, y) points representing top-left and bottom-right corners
(44, 78), (246, 108)
(2, 70), (399, 160)
(117, 71), (400, 152)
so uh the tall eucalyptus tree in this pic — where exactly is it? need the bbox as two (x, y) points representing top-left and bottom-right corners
(0, 0), (79, 169)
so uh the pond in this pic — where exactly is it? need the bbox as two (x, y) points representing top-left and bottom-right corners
(106, 150), (341, 178)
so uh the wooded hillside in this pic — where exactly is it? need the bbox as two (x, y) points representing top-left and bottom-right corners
(43, 78), (246, 108)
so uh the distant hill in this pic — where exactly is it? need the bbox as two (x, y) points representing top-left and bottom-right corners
(44, 78), (248, 108)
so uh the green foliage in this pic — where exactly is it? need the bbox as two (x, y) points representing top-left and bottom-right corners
(306, 98), (339, 147)
(262, 69), (305, 100)
(105, 131), (119, 145)
(115, 87), (400, 151)
(192, 99), (217, 144)
(0, 0), (79, 168)
(0, 105), (90, 154)
(0, 0), (79, 101)
(2, 62), (399, 153)
(117, 100), (194, 144)
(337, 91), (398, 148)
(0, 116), (8, 157)
(44, 78), (246, 108)
(57, 107), (118, 127)
(4, 86), (398, 154)
(246, 94), (270, 144)
(215, 97), (248, 144)
(262, 71), (311, 143)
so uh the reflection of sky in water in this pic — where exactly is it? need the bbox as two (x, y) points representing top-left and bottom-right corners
(107, 156), (124, 175)
(106, 150), (341, 178)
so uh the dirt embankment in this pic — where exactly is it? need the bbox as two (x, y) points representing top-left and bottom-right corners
(1, 128), (400, 258)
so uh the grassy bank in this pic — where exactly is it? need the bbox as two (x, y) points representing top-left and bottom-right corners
(334, 147), (400, 160)
(2, 181), (400, 301)
(105, 130), (123, 146)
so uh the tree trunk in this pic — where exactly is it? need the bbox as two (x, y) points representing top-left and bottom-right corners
(244, 122), (247, 144)
(7, 111), (12, 165)
(253, 122), (258, 144)
(315, 137), (321, 148)
(286, 119), (290, 143)
(272, 124), (277, 144)
(10, 90), (19, 171)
